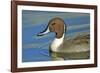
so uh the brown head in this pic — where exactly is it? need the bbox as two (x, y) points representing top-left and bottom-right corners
(37, 17), (66, 38)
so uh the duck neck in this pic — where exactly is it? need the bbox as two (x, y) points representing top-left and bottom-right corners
(51, 33), (65, 52)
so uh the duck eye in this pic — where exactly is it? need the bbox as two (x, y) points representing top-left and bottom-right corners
(52, 23), (55, 25)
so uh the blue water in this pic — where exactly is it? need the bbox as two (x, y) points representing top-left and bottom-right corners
(22, 10), (90, 62)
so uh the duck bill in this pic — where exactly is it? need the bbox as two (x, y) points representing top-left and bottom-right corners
(37, 27), (50, 36)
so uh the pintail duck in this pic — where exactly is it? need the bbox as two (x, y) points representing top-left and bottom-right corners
(38, 17), (90, 61)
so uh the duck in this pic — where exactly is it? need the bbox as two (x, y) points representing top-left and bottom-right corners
(37, 17), (90, 61)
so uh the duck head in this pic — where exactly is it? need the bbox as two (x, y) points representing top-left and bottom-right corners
(37, 17), (66, 38)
